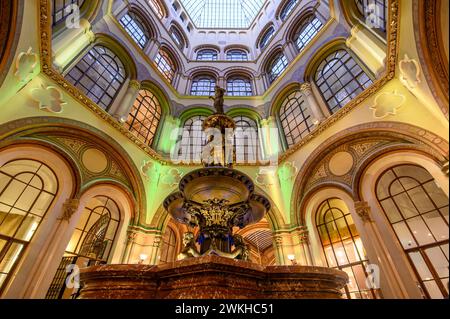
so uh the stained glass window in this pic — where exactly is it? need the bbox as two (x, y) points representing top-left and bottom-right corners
(315, 49), (372, 114)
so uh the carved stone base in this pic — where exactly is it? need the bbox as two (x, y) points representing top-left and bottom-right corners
(78, 256), (348, 299)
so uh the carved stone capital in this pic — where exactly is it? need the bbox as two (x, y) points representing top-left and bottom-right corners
(299, 82), (313, 96)
(126, 231), (137, 244)
(61, 199), (80, 221)
(354, 201), (373, 223)
(274, 235), (284, 248)
(129, 80), (141, 91)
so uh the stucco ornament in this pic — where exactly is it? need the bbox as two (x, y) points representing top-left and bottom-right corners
(31, 84), (66, 113)
(161, 168), (183, 187)
(141, 160), (155, 181)
(278, 161), (298, 181)
(15, 47), (38, 83)
(256, 168), (277, 187)
(399, 54), (421, 91)
(370, 90), (406, 118)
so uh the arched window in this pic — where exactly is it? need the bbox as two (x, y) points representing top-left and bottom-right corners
(268, 53), (288, 84)
(227, 77), (253, 96)
(279, 90), (315, 147)
(46, 196), (120, 299)
(126, 89), (162, 146)
(149, 0), (165, 19)
(52, 0), (85, 26)
(227, 49), (248, 61)
(280, 0), (298, 21)
(155, 49), (176, 83)
(294, 15), (323, 51)
(191, 76), (216, 96)
(170, 27), (185, 49)
(160, 225), (177, 263)
(316, 198), (379, 299)
(355, 0), (388, 36)
(0, 160), (58, 293)
(197, 49), (218, 61)
(376, 165), (449, 299)
(66, 45), (126, 111)
(119, 11), (150, 48)
(315, 49), (372, 114)
(233, 116), (259, 164)
(259, 27), (275, 50)
(178, 115), (208, 163)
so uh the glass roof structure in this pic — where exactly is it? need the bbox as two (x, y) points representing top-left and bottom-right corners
(178, 0), (267, 29)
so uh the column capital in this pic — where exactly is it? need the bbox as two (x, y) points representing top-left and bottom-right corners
(129, 80), (141, 91)
(60, 198), (80, 221)
(299, 82), (313, 96)
(354, 201), (374, 224)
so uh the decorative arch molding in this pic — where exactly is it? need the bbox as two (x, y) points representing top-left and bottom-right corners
(0, 117), (147, 225)
(261, 45), (286, 75)
(0, 0), (24, 86)
(303, 38), (353, 81)
(158, 43), (184, 74)
(291, 122), (449, 226)
(282, 6), (318, 42)
(413, 0), (449, 118)
(223, 66), (257, 79)
(178, 107), (214, 124)
(169, 21), (190, 49)
(256, 23), (276, 50)
(269, 82), (302, 116)
(187, 66), (221, 80)
(94, 33), (138, 80)
(193, 44), (221, 54)
(147, 0), (169, 19)
(224, 45), (251, 54)
(226, 107), (263, 123)
(126, 2), (159, 40)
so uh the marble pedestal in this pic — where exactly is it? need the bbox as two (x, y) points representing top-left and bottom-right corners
(78, 256), (348, 299)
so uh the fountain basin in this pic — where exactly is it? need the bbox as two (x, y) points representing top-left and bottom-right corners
(78, 256), (348, 299)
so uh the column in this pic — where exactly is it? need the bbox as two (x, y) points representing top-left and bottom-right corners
(260, 116), (281, 165)
(273, 234), (286, 265)
(283, 42), (296, 62)
(300, 82), (326, 123)
(114, 80), (141, 122)
(145, 39), (160, 60)
(53, 19), (95, 72)
(353, 201), (414, 298)
(291, 226), (312, 266)
(346, 25), (387, 77)
(121, 229), (137, 264)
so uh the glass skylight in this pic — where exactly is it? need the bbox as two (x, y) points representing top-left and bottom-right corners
(179, 0), (266, 29)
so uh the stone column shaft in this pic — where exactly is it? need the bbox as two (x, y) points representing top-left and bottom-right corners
(300, 82), (326, 123)
(115, 80), (141, 122)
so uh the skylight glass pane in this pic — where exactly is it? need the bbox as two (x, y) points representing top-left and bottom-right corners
(179, 0), (266, 29)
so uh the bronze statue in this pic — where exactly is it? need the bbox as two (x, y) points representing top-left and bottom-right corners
(177, 232), (201, 260)
(209, 86), (226, 114)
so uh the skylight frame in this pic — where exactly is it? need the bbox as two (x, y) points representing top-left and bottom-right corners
(178, 0), (268, 30)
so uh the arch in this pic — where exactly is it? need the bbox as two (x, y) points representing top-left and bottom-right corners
(226, 108), (263, 122)
(304, 40), (374, 113)
(195, 48), (219, 61)
(0, 117), (147, 226)
(256, 23), (276, 50)
(291, 122), (449, 226)
(93, 33), (138, 80)
(158, 43), (184, 74)
(119, 4), (158, 46)
(226, 75), (254, 97)
(275, 0), (299, 21)
(169, 22), (189, 49)
(413, 0), (449, 118)
(263, 47), (288, 84)
(187, 66), (221, 80)
(0, 0), (23, 87)
(154, 47), (178, 84)
(190, 73), (218, 96)
(148, 0), (169, 19)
